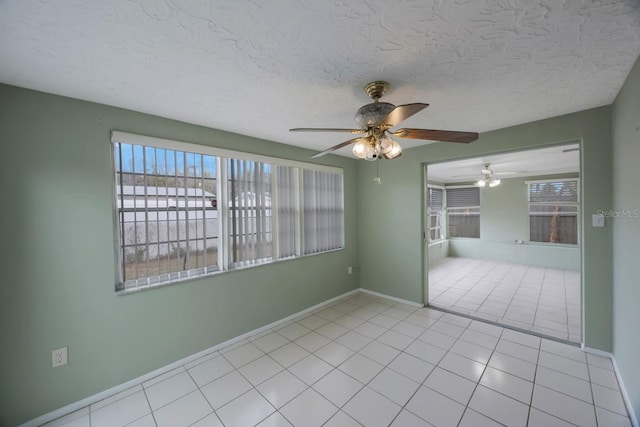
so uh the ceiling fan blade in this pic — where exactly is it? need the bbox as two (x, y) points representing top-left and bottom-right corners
(290, 128), (366, 134)
(376, 103), (429, 127)
(310, 137), (367, 158)
(393, 128), (478, 143)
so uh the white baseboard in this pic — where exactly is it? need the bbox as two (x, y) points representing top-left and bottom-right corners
(23, 288), (361, 427)
(581, 346), (638, 427)
(359, 288), (424, 308)
(611, 357), (639, 427)
(580, 344), (612, 359)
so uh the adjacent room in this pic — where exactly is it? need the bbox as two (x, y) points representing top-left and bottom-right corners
(1, 1), (640, 427)
(426, 145), (582, 343)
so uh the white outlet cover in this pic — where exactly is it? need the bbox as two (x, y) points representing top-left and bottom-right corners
(52, 347), (68, 367)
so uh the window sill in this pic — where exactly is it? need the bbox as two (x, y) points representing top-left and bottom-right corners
(527, 242), (579, 248)
(115, 247), (345, 296)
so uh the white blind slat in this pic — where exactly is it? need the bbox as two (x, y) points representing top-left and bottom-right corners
(446, 187), (480, 208)
(529, 180), (578, 204)
(428, 187), (444, 211)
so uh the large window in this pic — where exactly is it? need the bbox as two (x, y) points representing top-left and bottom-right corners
(112, 131), (344, 292)
(446, 187), (480, 238)
(528, 179), (579, 244)
(427, 186), (444, 242)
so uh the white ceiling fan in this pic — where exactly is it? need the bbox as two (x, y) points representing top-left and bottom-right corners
(476, 164), (502, 187)
(290, 81), (478, 160)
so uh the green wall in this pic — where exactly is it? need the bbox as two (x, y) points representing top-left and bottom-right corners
(427, 241), (449, 265)
(0, 84), (359, 426)
(358, 106), (613, 351)
(446, 175), (580, 270)
(612, 55), (640, 419)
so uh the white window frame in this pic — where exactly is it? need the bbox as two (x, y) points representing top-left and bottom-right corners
(111, 131), (344, 292)
(526, 178), (580, 246)
(427, 185), (445, 243)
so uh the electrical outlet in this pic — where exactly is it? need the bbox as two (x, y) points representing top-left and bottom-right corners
(52, 347), (68, 367)
(347, 266), (353, 275)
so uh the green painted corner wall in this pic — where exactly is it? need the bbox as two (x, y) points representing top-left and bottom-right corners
(612, 55), (640, 419)
(357, 106), (613, 352)
(0, 84), (359, 426)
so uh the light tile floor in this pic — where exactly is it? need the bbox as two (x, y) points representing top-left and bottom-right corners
(429, 257), (582, 343)
(44, 292), (632, 427)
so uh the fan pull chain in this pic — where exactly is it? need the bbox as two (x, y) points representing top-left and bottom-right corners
(374, 159), (382, 184)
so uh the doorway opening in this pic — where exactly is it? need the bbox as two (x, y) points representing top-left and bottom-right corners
(425, 143), (582, 344)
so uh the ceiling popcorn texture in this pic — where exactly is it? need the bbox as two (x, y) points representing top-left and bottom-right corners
(1, 0), (639, 156)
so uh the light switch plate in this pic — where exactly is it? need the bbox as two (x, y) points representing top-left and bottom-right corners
(592, 213), (605, 228)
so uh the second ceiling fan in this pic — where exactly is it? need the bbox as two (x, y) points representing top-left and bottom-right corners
(290, 81), (479, 160)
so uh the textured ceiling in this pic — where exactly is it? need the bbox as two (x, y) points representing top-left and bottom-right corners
(428, 143), (580, 183)
(1, 0), (639, 158)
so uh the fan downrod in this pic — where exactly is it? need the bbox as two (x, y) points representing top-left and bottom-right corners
(364, 81), (389, 101)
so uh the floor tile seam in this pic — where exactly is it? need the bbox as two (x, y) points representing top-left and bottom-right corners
(592, 399), (633, 419)
(258, 332), (294, 352)
(457, 327), (501, 348)
(504, 278), (540, 320)
(459, 407), (509, 427)
(387, 379), (446, 427)
(164, 391), (218, 427)
(469, 384), (535, 427)
(521, 309), (546, 427)
(533, 311), (571, 326)
(143, 368), (204, 417)
(528, 407), (583, 427)
(478, 364), (536, 407)
(340, 383), (403, 426)
(185, 360), (238, 390)
(465, 329), (539, 425)
(212, 382), (280, 423)
(530, 384), (609, 427)
(492, 345), (540, 367)
(310, 368), (366, 410)
(532, 375), (594, 405)
(140, 366), (189, 391)
(538, 348), (587, 365)
(587, 366), (631, 420)
(240, 352), (288, 387)
(88, 385), (145, 414)
(532, 382), (599, 414)
(220, 348), (267, 371)
(587, 377), (624, 393)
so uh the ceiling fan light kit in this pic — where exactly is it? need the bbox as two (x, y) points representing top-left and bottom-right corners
(290, 81), (479, 161)
(476, 164), (501, 187)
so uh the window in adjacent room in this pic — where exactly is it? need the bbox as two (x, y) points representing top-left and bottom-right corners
(528, 178), (579, 244)
(112, 131), (344, 292)
(427, 186), (445, 242)
(446, 186), (480, 238)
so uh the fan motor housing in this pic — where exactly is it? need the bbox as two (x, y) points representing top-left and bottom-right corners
(355, 102), (396, 128)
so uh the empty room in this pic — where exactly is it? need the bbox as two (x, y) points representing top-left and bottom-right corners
(1, 1), (639, 427)
(427, 145), (582, 343)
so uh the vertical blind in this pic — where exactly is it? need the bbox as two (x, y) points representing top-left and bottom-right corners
(228, 159), (272, 267)
(112, 131), (344, 291)
(303, 170), (344, 255)
(276, 165), (298, 259)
